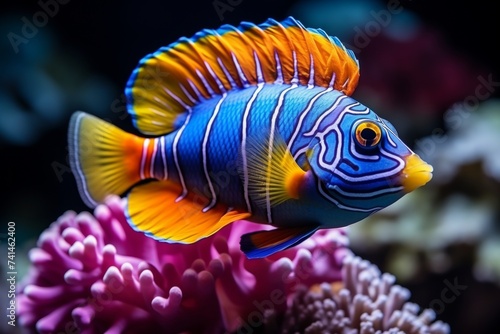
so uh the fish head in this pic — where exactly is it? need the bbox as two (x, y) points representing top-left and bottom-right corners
(306, 105), (433, 212)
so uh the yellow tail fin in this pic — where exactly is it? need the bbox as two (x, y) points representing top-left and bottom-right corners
(68, 112), (144, 207)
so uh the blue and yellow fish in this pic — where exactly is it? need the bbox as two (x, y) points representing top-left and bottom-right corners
(68, 17), (433, 259)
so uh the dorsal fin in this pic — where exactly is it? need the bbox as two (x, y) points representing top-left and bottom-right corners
(125, 16), (360, 135)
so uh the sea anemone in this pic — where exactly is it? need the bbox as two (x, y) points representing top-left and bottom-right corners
(17, 195), (350, 334)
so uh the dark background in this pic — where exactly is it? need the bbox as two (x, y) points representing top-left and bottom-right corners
(1, 0), (499, 333)
(2, 0), (499, 243)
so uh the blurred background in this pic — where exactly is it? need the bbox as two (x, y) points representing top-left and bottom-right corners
(1, 0), (499, 333)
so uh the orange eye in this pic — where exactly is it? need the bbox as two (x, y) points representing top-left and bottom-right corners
(355, 121), (381, 147)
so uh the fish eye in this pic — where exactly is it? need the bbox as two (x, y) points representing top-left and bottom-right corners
(354, 120), (382, 148)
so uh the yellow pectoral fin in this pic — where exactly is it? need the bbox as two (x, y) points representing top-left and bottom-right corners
(126, 181), (250, 243)
(244, 131), (307, 208)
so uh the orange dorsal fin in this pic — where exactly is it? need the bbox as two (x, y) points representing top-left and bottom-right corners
(125, 16), (359, 135)
(126, 181), (250, 243)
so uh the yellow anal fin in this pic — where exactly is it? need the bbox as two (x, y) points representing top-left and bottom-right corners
(126, 181), (250, 243)
(244, 131), (307, 208)
(68, 112), (144, 207)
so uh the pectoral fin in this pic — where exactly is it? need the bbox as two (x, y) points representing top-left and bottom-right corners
(126, 181), (250, 243)
(242, 131), (307, 208)
(240, 226), (319, 259)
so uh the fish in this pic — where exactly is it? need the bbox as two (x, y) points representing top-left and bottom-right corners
(68, 16), (433, 259)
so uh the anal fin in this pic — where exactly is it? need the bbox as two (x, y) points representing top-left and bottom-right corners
(126, 181), (250, 243)
(240, 226), (319, 259)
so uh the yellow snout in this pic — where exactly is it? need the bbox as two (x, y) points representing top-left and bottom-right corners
(401, 154), (433, 193)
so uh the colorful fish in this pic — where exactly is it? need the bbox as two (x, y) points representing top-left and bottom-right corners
(68, 17), (433, 259)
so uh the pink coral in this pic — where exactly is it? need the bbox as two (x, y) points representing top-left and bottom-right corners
(18, 196), (350, 334)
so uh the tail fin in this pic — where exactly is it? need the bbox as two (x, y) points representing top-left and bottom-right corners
(68, 112), (144, 207)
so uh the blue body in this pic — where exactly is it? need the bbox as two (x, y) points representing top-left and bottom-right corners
(148, 84), (411, 228)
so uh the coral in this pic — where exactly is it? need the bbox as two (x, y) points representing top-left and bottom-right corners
(420, 100), (500, 184)
(281, 255), (450, 334)
(17, 196), (452, 333)
(18, 195), (350, 334)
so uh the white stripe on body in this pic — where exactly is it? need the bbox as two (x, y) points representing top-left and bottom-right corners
(303, 95), (350, 137)
(161, 136), (168, 179)
(150, 138), (158, 178)
(330, 184), (403, 198)
(292, 94), (348, 160)
(140, 138), (150, 180)
(265, 84), (298, 223)
(161, 86), (194, 201)
(334, 148), (405, 182)
(317, 179), (382, 213)
(286, 87), (332, 153)
(312, 102), (405, 183)
(349, 140), (379, 161)
(313, 102), (366, 174)
(202, 93), (228, 212)
(241, 83), (265, 213)
(173, 111), (191, 201)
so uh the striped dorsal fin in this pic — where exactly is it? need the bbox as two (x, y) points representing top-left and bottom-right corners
(125, 16), (360, 135)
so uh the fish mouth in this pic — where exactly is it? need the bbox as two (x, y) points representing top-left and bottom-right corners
(400, 154), (433, 193)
